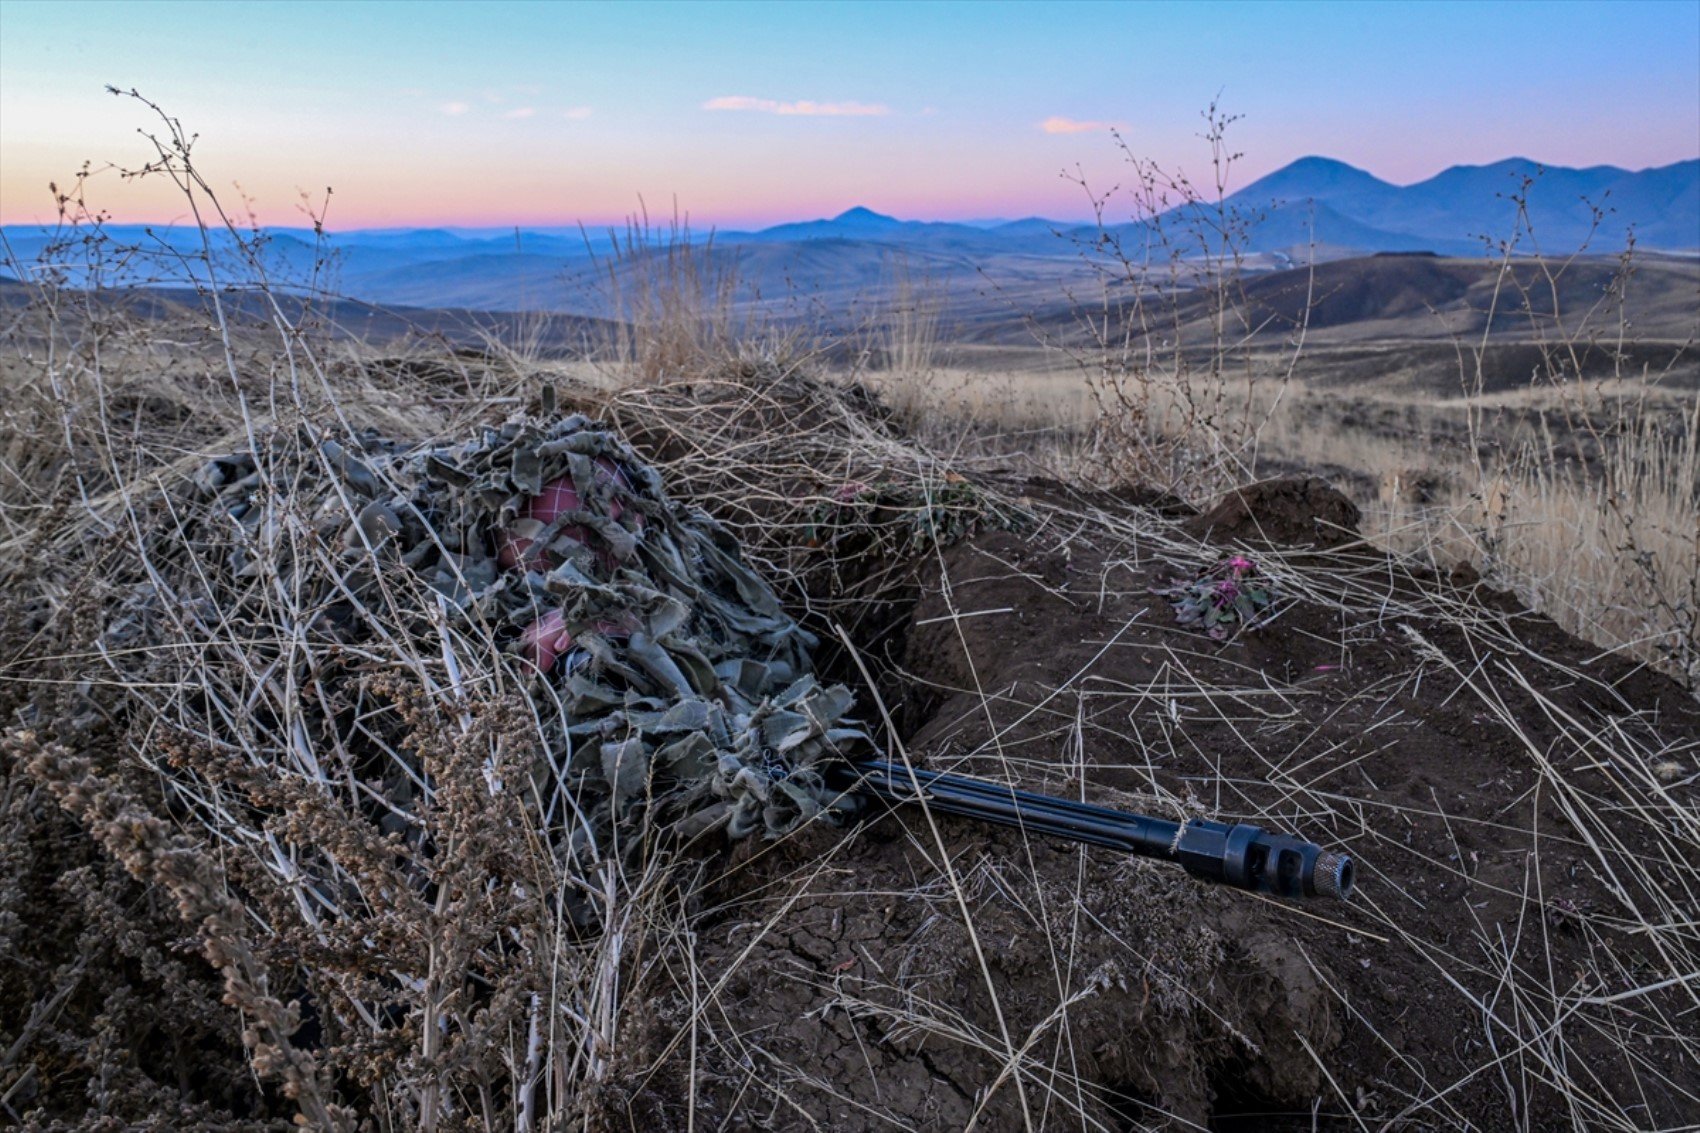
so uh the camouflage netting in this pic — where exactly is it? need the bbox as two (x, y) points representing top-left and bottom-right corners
(111, 408), (869, 876)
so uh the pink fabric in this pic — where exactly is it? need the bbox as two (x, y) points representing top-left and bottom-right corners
(497, 458), (643, 571)
(503, 458), (648, 671)
(519, 608), (577, 670)
(518, 609), (638, 671)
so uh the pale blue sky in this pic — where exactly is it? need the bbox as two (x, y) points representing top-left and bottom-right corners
(2, 0), (1696, 227)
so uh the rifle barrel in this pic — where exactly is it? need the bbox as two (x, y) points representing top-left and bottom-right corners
(833, 760), (1353, 901)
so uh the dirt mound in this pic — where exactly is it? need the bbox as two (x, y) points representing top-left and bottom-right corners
(617, 516), (1700, 1130)
(1184, 475), (1364, 549)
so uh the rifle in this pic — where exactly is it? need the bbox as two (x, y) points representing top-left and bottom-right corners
(833, 760), (1354, 901)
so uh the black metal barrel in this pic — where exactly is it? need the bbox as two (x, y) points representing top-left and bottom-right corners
(833, 760), (1354, 901)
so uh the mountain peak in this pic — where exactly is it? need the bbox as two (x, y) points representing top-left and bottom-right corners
(1283, 155), (1370, 174)
(1238, 156), (1394, 197)
(832, 206), (901, 227)
(1230, 157), (1405, 221)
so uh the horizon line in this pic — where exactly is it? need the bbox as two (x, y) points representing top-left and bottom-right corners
(2, 151), (1694, 232)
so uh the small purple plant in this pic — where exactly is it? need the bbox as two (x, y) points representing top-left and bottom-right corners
(1160, 554), (1276, 640)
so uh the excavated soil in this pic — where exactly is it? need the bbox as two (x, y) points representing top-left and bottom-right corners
(600, 485), (1700, 1132)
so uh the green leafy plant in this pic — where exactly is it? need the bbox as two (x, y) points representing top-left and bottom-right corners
(1160, 554), (1277, 639)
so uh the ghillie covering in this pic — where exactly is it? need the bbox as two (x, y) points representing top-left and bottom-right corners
(176, 413), (868, 860)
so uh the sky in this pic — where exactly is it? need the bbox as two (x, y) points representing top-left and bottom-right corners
(2, 0), (1697, 230)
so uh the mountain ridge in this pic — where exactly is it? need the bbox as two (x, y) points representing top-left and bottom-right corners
(3, 155), (1693, 314)
(1228, 155), (1698, 251)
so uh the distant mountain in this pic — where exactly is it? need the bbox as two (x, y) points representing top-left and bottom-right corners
(729, 206), (906, 243)
(734, 156), (1699, 255)
(1234, 156), (1406, 213)
(1099, 199), (1476, 258)
(3, 154), (1692, 314)
(990, 217), (1066, 237)
(832, 206), (903, 231)
(719, 207), (1062, 255)
(1233, 156), (1699, 252)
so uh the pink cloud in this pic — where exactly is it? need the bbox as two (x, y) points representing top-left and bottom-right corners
(560, 107), (593, 120)
(703, 95), (889, 117)
(439, 101), (470, 116)
(1041, 115), (1117, 135)
(503, 107), (537, 120)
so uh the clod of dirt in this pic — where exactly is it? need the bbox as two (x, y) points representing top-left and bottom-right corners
(1184, 475), (1363, 549)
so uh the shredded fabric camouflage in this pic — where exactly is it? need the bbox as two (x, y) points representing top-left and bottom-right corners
(183, 412), (867, 856)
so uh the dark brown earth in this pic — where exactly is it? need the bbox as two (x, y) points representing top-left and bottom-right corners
(603, 482), (1700, 1132)
(1182, 476), (1364, 549)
